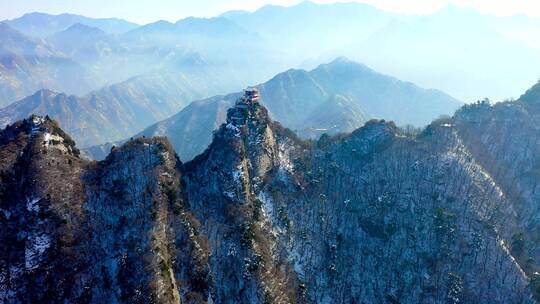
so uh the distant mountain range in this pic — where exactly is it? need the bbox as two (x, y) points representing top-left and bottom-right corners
(0, 14), (286, 107)
(345, 5), (540, 102)
(221, 1), (393, 60)
(85, 58), (461, 161)
(221, 2), (540, 101)
(5, 12), (138, 37)
(2, 2), (540, 107)
(0, 64), (233, 147)
(0, 22), (97, 107)
(4, 6), (540, 303)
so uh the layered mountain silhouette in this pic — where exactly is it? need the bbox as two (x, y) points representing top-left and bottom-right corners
(96, 58), (459, 161)
(347, 6), (540, 101)
(3, 58), (460, 157)
(5, 12), (138, 37)
(222, 1), (393, 59)
(2, 2), (540, 106)
(4, 3), (540, 303)
(0, 64), (232, 147)
(222, 2), (540, 101)
(0, 14), (285, 107)
(2, 82), (540, 303)
(0, 22), (96, 107)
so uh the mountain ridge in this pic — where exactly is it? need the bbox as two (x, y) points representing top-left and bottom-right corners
(102, 58), (461, 161)
(0, 63), (233, 148)
(5, 12), (138, 37)
(2, 84), (539, 302)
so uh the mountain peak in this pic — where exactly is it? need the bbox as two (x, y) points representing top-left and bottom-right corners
(435, 4), (481, 16)
(34, 88), (59, 96)
(0, 114), (80, 156)
(63, 22), (105, 34)
(518, 80), (540, 104)
(105, 136), (177, 164)
(329, 56), (354, 65)
(315, 57), (374, 76)
(17, 12), (54, 19)
(6, 11), (138, 37)
(295, 1), (317, 8)
(225, 87), (269, 131)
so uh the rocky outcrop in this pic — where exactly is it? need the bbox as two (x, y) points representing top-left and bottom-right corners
(0, 116), (210, 303)
(2, 86), (540, 303)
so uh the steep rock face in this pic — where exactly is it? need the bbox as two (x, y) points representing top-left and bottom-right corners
(0, 118), (210, 303)
(261, 120), (530, 303)
(183, 101), (299, 303)
(82, 138), (211, 304)
(2, 90), (540, 303)
(0, 116), (87, 303)
(450, 88), (540, 296)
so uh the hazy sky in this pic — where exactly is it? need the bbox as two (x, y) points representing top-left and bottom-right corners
(2, 0), (540, 24)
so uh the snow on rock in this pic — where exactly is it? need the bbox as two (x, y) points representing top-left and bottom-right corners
(232, 164), (244, 184)
(160, 151), (173, 167)
(226, 123), (240, 137)
(30, 116), (45, 135)
(278, 143), (293, 173)
(32, 116), (45, 125)
(25, 233), (51, 270)
(42, 132), (64, 148)
(223, 164), (245, 201)
(26, 197), (40, 213)
(257, 191), (274, 220)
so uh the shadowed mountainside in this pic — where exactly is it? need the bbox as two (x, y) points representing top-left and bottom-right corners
(3, 82), (540, 302)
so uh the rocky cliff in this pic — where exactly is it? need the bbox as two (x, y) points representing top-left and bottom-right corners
(2, 87), (540, 303)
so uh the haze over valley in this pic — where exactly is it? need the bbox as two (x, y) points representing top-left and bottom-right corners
(2, 1), (540, 303)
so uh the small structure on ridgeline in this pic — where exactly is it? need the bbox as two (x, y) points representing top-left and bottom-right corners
(235, 87), (260, 108)
(230, 87), (260, 125)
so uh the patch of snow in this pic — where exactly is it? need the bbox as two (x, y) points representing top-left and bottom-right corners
(257, 191), (274, 219)
(160, 151), (173, 167)
(499, 239), (528, 280)
(223, 190), (236, 200)
(277, 143), (294, 179)
(42, 132), (64, 148)
(32, 116), (45, 125)
(226, 123), (240, 137)
(31, 116), (45, 134)
(232, 165), (244, 184)
(227, 244), (237, 257)
(26, 197), (40, 213)
(290, 244), (305, 276)
(25, 233), (51, 270)
(43, 133), (51, 147)
(0, 208), (11, 219)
